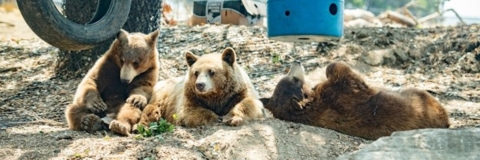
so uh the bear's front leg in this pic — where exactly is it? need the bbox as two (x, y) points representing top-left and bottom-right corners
(224, 97), (265, 126)
(74, 82), (108, 113)
(178, 105), (219, 127)
(126, 72), (156, 109)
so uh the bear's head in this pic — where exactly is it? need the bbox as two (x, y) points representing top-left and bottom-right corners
(112, 29), (160, 84)
(184, 47), (238, 96)
(260, 62), (312, 112)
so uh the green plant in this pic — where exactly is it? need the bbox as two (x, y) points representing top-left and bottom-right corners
(271, 53), (282, 64)
(136, 118), (175, 138)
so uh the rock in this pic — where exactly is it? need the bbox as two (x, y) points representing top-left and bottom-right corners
(337, 128), (480, 160)
(394, 47), (409, 62)
(408, 49), (423, 59)
(362, 49), (395, 66)
(459, 52), (480, 73)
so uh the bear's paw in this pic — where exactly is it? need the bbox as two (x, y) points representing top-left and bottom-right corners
(126, 95), (148, 109)
(80, 114), (104, 132)
(109, 120), (131, 136)
(85, 93), (108, 113)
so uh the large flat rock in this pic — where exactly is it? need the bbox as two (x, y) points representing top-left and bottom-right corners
(337, 128), (480, 160)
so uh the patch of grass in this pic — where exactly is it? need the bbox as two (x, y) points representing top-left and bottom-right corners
(136, 118), (175, 138)
(72, 153), (82, 159)
(271, 53), (283, 64)
(143, 157), (155, 160)
(103, 135), (111, 141)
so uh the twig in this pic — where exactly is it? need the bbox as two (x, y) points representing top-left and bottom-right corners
(19, 108), (42, 120)
(5, 109), (64, 126)
(5, 119), (64, 126)
(0, 21), (15, 27)
(402, 8), (419, 26)
(0, 67), (20, 73)
(418, 9), (466, 25)
(469, 117), (480, 120)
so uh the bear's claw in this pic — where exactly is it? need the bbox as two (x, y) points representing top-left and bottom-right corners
(80, 114), (104, 132)
(224, 116), (244, 126)
(109, 120), (131, 136)
(86, 95), (107, 113)
(127, 95), (147, 109)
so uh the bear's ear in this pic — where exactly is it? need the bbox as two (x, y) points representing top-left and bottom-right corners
(146, 29), (160, 47)
(185, 51), (198, 67)
(116, 29), (129, 46)
(259, 98), (270, 106)
(221, 47), (236, 66)
(326, 61), (353, 80)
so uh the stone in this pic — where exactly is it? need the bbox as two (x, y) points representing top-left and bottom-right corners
(362, 49), (395, 66)
(337, 128), (480, 160)
(408, 49), (423, 59)
(394, 47), (409, 62)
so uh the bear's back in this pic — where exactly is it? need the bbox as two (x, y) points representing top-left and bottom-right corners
(152, 76), (185, 123)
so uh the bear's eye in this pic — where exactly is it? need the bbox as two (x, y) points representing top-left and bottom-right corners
(120, 58), (125, 64)
(194, 71), (199, 77)
(133, 61), (139, 67)
(209, 69), (215, 76)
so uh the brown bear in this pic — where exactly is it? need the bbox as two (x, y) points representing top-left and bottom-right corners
(148, 47), (265, 127)
(64, 29), (160, 136)
(260, 61), (450, 140)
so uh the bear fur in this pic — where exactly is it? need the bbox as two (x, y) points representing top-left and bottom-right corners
(148, 47), (265, 127)
(65, 29), (160, 136)
(260, 61), (450, 140)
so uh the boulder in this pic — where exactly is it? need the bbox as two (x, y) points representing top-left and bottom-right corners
(337, 128), (480, 160)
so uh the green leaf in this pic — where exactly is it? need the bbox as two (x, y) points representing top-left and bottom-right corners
(134, 134), (143, 140)
(149, 122), (157, 128)
(137, 118), (175, 138)
(271, 53), (280, 64)
(137, 124), (145, 133)
(143, 157), (154, 160)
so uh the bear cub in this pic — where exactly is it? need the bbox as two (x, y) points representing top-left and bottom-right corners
(148, 47), (265, 127)
(261, 61), (450, 140)
(65, 29), (160, 136)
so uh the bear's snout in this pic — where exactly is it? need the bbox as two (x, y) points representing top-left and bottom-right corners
(120, 64), (138, 84)
(196, 82), (205, 91)
(121, 79), (130, 84)
(194, 72), (214, 93)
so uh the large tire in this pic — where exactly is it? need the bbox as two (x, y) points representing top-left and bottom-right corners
(16, 0), (132, 51)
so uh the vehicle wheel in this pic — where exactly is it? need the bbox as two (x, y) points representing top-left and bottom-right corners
(16, 0), (132, 51)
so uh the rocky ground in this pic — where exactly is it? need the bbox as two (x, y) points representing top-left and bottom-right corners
(0, 7), (479, 160)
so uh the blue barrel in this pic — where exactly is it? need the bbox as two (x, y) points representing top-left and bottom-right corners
(267, 0), (344, 42)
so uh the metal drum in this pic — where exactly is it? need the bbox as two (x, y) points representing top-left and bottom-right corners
(267, 0), (344, 42)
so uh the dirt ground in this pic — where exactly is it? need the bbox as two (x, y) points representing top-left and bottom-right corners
(0, 6), (479, 160)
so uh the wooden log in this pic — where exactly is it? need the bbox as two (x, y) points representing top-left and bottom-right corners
(384, 11), (416, 27)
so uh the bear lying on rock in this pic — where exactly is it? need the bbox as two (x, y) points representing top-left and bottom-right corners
(147, 47), (265, 127)
(260, 61), (450, 140)
(65, 29), (160, 136)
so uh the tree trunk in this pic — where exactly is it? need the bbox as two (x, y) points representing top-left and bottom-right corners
(55, 0), (162, 79)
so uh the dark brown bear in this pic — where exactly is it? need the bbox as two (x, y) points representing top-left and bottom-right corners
(260, 61), (450, 140)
